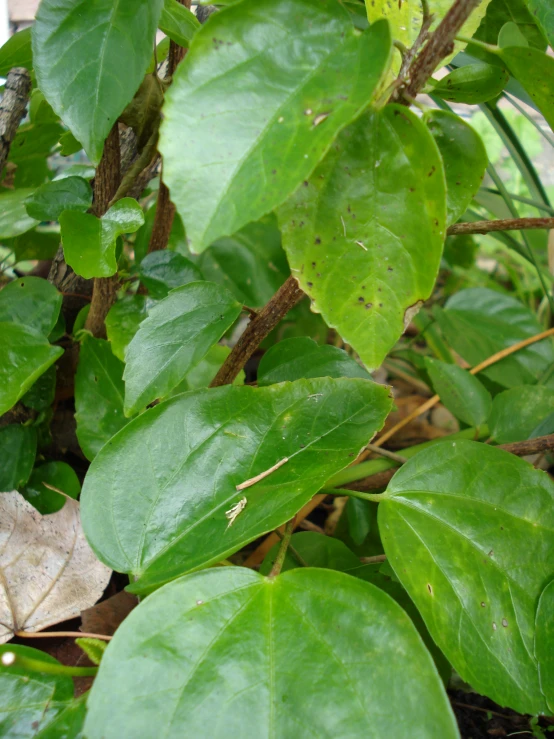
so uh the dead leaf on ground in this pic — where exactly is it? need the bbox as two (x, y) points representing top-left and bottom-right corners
(0, 491), (111, 644)
(81, 590), (137, 637)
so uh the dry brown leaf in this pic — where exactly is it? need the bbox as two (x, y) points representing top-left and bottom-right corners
(0, 491), (111, 644)
(81, 590), (137, 637)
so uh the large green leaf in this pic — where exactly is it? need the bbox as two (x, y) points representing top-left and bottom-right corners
(258, 337), (372, 385)
(60, 198), (144, 278)
(0, 323), (63, 416)
(535, 580), (554, 714)
(75, 336), (130, 461)
(0, 425), (36, 492)
(0, 189), (39, 239)
(160, 1), (392, 252)
(22, 461), (80, 515)
(0, 645), (74, 738)
(138, 251), (202, 300)
(24, 176), (92, 222)
(379, 440), (554, 714)
(105, 295), (148, 361)
(81, 378), (392, 593)
(425, 110), (487, 227)
(123, 282), (242, 415)
(279, 104), (446, 370)
(489, 385), (554, 443)
(33, 0), (164, 164)
(0, 277), (62, 336)
(424, 357), (491, 429)
(85, 567), (458, 738)
(475, 0), (547, 49)
(0, 27), (32, 77)
(434, 287), (554, 388)
(159, 0), (200, 48)
(431, 63), (509, 105)
(524, 0), (554, 47)
(496, 46), (554, 131)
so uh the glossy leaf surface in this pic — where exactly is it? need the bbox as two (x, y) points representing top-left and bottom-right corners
(75, 337), (129, 461)
(0, 425), (36, 492)
(258, 337), (372, 385)
(425, 110), (487, 227)
(424, 357), (492, 429)
(105, 295), (148, 361)
(0, 323), (63, 416)
(85, 567), (458, 738)
(0, 277), (62, 336)
(160, 1), (392, 252)
(61, 198), (144, 278)
(535, 579), (554, 713)
(431, 63), (509, 104)
(123, 282), (241, 415)
(24, 176), (92, 222)
(22, 461), (81, 515)
(489, 385), (554, 443)
(279, 105), (446, 370)
(380, 440), (554, 714)
(159, 0), (200, 47)
(33, 0), (164, 163)
(138, 250), (202, 300)
(81, 378), (392, 592)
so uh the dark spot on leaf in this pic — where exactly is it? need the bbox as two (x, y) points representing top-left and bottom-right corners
(358, 297), (364, 302)
(428, 166), (436, 177)
(303, 181), (309, 187)
(365, 303), (373, 309)
(315, 237), (321, 244)
(387, 267), (393, 272)
(427, 584), (433, 595)
(307, 282), (313, 287)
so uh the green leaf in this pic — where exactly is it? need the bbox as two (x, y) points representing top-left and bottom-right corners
(25, 177), (92, 222)
(524, 0), (554, 47)
(191, 215), (289, 307)
(489, 385), (554, 443)
(29, 91), (58, 125)
(123, 282), (242, 415)
(425, 110), (487, 227)
(0, 277), (62, 336)
(9, 123), (63, 165)
(431, 63), (509, 105)
(21, 365), (57, 412)
(0, 189), (39, 239)
(535, 579), (554, 714)
(424, 357), (492, 429)
(33, 0), (165, 164)
(81, 378), (392, 593)
(5, 229), (60, 263)
(105, 295), (148, 362)
(0, 645), (74, 738)
(347, 497), (373, 546)
(75, 336), (130, 461)
(0, 27), (32, 77)
(34, 694), (87, 739)
(498, 20), (530, 46)
(0, 425), (37, 492)
(496, 46), (554, 132)
(279, 104), (446, 371)
(260, 531), (360, 574)
(58, 131), (82, 157)
(0, 323), (63, 416)
(379, 440), (554, 715)
(435, 287), (554, 388)
(169, 344), (244, 394)
(84, 567), (458, 738)
(160, 3), (392, 252)
(138, 250), (202, 299)
(258, 337), (372, 386)
(61, 197), (144, 278)
(474, 0), (547, 50)
(75, 637), (107, 666)
(159, 0), (200, 48)
(22, 462), (80, 515)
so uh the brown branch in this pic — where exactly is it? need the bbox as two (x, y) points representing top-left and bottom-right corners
(395, 0), (483, 102)
(84, 125), (122, 338)
(448, 217), (554, 236)
(0, 67), (31, 174)
(210, 275), (305, 387)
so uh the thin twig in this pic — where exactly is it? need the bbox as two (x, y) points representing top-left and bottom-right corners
(14, 630), (113, 641)
(268, 518), (295, 578)
(359, 554), (387, 565)
(274, 528), (309, 567)
(365, 443), (407, 464)
(448, 217), (554, 236)
(236, 457), (289, 491)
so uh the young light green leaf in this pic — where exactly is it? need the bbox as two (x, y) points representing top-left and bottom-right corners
(431, 63), (509, 105)
(498, 20), (530, 46)
(81, 378), (392, 593)
(0, 323), (63, 416)
(258, 337), (371, 386)
(33, 0), (165, 164)
(159, 0), (200, 48)
(85, 568), (458, 738)
(22, 461), (81, 515)
(380, 440), (554, 715)
(0, 277), (62, 336)
(424, 357), (492, 429)
(535, 580), (554, 714)
(75, 337), (130, 461)
(489, 385), (554, 443)
(25, 176), (92, 222)
(0, 188), (39, 239)
(279, 104), (446, 371)
(138, 250), (202, 299)
(160, 2), (392, 252)
(524, 0), (554, 47)
(434, 288), (554, 388)
(425, 110), (487, 227)
(61, 197), (144, 278)
(0, 27), (32, 77)
(105, 295), (148, 362)
(0, 425), (37, 492)
(123, 282), (242, 415)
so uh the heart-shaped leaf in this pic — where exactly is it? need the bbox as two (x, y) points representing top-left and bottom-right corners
(160, 0), (392, 252)
(0, 425), (36, 492)
(123, 282), (242, 415)
(60, 197), (144, 278)
(84, 567), (458, 738)
(379, 440), (554, 715)
(24, 176), (92, 222)
(535, 579), (554, 713)
(279, 104), (446, 370)
(0, 277), (62, 336)
(33, 0), (164, 163)
(81, 378), (392, 593)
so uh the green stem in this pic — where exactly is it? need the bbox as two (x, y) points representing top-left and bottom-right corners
(319, 488), (386, 503)
(1, 652), (98, 677)
(327, 425), (489, 488)
(268, 518), (295, 578)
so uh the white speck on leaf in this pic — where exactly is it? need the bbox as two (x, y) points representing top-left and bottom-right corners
(225, 497), (247, 528)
